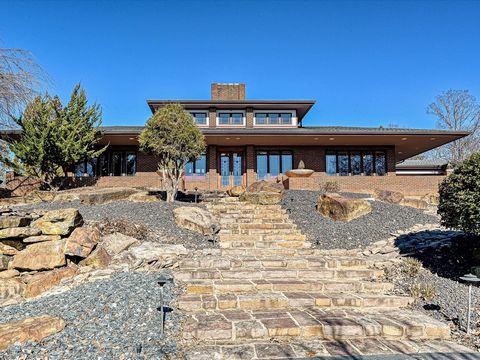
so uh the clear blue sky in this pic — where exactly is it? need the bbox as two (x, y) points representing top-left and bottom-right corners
(1, 0), (479, 128)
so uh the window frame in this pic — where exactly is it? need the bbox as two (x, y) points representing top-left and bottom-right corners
(325, 150), (387, 176)
(188, 110), (209, 127)
(255, 150), (293, 179)
(185, 153), (208, 179)
(253, 110), (297, 127)
(216, 110), (246, 127)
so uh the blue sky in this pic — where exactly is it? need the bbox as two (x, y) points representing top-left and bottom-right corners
(1, 0), (479, 128)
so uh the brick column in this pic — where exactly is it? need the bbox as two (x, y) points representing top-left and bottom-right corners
(246, 107), (254, 128)
(209, 107), (216, 128)
(208, 145), (217, 190)
(246, 145), (256, 186)
(386, 148), (396, 176)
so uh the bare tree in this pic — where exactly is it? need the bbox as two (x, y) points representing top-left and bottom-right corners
(0, 47), (48, 128)
(427, 89), (480, 165)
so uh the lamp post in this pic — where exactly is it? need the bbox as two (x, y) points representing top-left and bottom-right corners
(459, 273), (480, 334)
(157, 274), (173, 338)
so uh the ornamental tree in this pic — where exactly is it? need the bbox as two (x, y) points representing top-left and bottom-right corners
(438, 152), (480, 236)
(139, 103), (206, 202)
(3, 84), (106, 189)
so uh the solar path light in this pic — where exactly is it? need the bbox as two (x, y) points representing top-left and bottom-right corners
(459, 273), (480, 334)
(157, 274), (173, 337)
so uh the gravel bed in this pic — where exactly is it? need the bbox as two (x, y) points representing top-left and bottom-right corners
(281, 190), (439, 250)
(16, 200), (214, 250)
(0, 271), (181, 359)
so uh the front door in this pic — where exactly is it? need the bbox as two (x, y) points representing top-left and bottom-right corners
(219, 151), (245, 189)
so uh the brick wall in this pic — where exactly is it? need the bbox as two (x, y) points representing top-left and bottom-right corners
(246, 107), (254, 128)
(286, 175), (444, 196)
(211, 83), (245, 100)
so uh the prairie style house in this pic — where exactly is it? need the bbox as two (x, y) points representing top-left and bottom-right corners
(3, 83), (469, 195)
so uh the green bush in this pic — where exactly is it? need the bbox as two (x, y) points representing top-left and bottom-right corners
(438, 152), (480, 235)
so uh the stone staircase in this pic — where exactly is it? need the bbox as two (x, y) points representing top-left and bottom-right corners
(176, 198), (461, 358)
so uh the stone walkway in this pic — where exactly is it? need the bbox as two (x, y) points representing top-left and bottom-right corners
(175, 198), (476, 359)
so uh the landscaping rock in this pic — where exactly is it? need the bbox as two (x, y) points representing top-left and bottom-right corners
(11, 240), (67, 271)
(0, 227), (41, 239)
(0, 216), (31, 229)
(78, 187), (138, 205)
(0, 242), (18, 256)
(0, 255), (10, 271)
(127, 191), (160, 203)
(64, 226), (100, 258)
(240, 191), (283, 205)
(246, 180), (284, 194)
(0, 315), (65, 351)
(23, 235), (62, 243)
(25, 266), (79, 298)
(23, 191), (57, 204)
(316, 193), (372, 222)
(0, 239), (26, 251)
(79, 246), (111, 269)
(32, 208), (83, 235)
(422, 193), (440, 206)
(173, 206), (220, 236)
(117, 242), (187, 269)
(373, 189), (404, 204)
(0, 270), (20, 279)
(101, 233), (139, 255)
(0, 278), (24, 300)
(227, 185), (246, 197)
(400, 198), (429, 209)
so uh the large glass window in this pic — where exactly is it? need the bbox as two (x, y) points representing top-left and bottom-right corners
(256, 150), (292, 179)
(325, 150), (387, 176)
(255, 112), (293, 125)
(126, 152), (136, 176)
(190, 112), (207, 125)
(218, 112), (244, 125)
(76, 150), (137, 177)
(185, 154), (207, 177)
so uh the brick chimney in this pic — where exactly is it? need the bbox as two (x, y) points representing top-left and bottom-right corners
(211, 83), (245, 101)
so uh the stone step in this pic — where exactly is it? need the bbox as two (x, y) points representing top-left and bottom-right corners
(219, 234), (307, 242)
(178, 292), (412, 312)
(220, 218), (292, 224)
(223, 223), (297, 230)
(182, 308), (450, 342)
(219, 240), (311, 250)
(175, 268), (384, 282)
(219, 229), (301, 236)
(220, 248), (366, 258)
(185, 279), (394, 295)
(179, 256), (370, 271)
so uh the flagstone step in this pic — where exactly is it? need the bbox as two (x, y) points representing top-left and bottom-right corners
(184, 339), (475, 359)
(219, 240), (311, 250)
(179, 256), (370, 271)
(182, 308), (450, 342)
(219, 234), (307, 242)
(175, 268), (384, 281)
(178, 292), (413, 311)
(185, 279), (394, 295)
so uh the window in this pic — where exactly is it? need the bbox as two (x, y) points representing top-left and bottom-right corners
(325, 150), (387, 176)
(185, 154), (207, 177)
(256, 151), (293, 179)
(218, 112), (244, 125)
(74, 158), (97, 177)
(84, 150), (137, 176)
(254, 112), (294, 125)
(126, 152), (136, 176)
(190, 112), (208, 126)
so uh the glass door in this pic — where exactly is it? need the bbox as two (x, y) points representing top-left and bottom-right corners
(219, 151), (244, 188)
(232, 153), (243, 186)
(220, 153), (230, 187)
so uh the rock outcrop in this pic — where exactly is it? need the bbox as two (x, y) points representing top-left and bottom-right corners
(11, 240), (67, 271)
(227, 185), (246, 197)
(24, 266), (78, 298)
(32, 208), (83, 235)
(239, 180), (284, 205)
(317, 193), (372, 222)
(64, 227), (100, 258)
(173, 207), (220, 236)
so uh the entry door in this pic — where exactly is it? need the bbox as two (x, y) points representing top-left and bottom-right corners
(219, 152), (244, 188)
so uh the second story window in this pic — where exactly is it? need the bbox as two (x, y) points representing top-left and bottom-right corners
(189, 112), (208, 126)
(255, 112), (293, 125)
(218, 112), (244, 125)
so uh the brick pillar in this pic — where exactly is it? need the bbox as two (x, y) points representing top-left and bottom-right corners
(208, 145), (217, 190)
(246, 107), (254, 128)
(246, 145), (256, 186)
(209, 107), (216, 128)
(386, 148), (396, 176)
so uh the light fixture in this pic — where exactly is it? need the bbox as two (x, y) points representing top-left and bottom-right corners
(226, 137), (230, 140)
(401, 137), (407, 141)
(329, 137), (335, 141)
(398, 151), (403, 154)
(430, 137), (436, 140)
(235, 137), (240, 140)
(129, 137), (135, 140)
(314, 137), (319, 140)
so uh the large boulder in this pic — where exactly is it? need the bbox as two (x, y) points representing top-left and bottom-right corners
(24, 266), (78, 298)
(173, 207), (220, 236)
(240, 180), (284, 205)
(0, 216), (32, 229)
(78, 187), (138, 205)
(11, 240), (66, 271)
(0, 315), (65, 350)
(127, 192), (160, 203)
(0, 227), (41, 239)
(373, 189), (404, 204)
(32, 208), (83, 236)
(317, 193), (372, 222)
(227, 185), (246, 197)
(116, 242), (188, 269)
(79, 246), (112, 269)
(101, 233), (139, 256)
(422, 193), (440, 206)
(64, 227), (100, 258)
(400, 198), (429, 209)
(246, 180), (284, 194)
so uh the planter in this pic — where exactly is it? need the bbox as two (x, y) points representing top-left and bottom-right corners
(285, 169), (314, 178)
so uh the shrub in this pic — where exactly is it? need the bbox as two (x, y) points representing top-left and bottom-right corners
(409, 283), (437, 301)
(438, 152), (480, 236)
(401, 258), (422, 278)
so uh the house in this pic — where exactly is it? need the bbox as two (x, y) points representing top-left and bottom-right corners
(395, 159), (449, 176)
(2, 83), (469, 195)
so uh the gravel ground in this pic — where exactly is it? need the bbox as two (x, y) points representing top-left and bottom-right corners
(17, 200), (215, 250)
(0, 271), (182, 359)
(281, 190), (439, 250)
